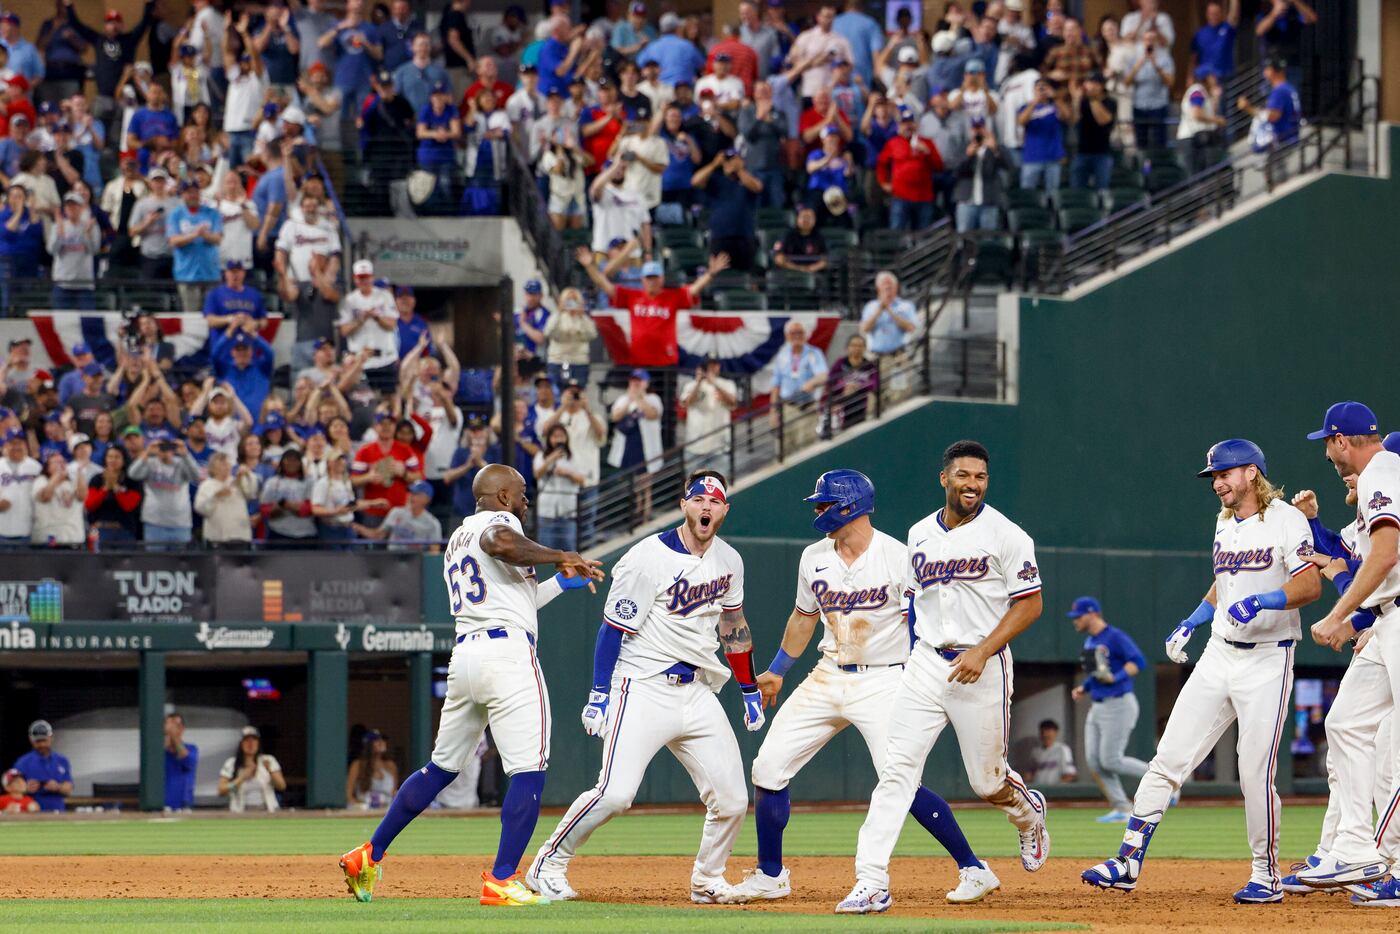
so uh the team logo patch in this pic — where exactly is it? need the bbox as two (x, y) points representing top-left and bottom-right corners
(614, 599), (638, 620)
(1016, 561), (1039, 582)
(1370, 491), (1393, 511)
(1296, 541), (1314, 558)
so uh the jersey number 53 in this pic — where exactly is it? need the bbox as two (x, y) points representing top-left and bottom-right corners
(448, 556), (488, 613)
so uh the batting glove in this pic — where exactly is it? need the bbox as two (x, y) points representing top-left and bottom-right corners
(1227, 596), (1263, 624)
(1164, 624), (1193, 664)
(554, 571), (591, 591)
(581, 690), (609, 737)
(741, 687), (765, 732)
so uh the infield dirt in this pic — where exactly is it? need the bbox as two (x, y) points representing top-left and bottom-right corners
(5, 854), (1396, 932)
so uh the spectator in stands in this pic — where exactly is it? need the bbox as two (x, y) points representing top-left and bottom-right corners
(954, 118), (1009, 232)
(352, 416), (422, 528)
(1041, 18), (1101, 90)
(805, 126), (854, 216)
(127, 430), (198, 548)
(170, 40), (211, 123)
(918, 88), (967, 206)
(310, 452), (361, 547)
(394, 33), (447, 115)
(67, 4), (155, 127)
(616, 116), (667, 214)
(0, 15), (42, 85)
(163, 712), (198, 813)
(13, 721), (72, 812)
(85, 446), (141, 545)
(1124, 28), (1174, 149)
(219, 726), (285, 812)
(195, 384), (250, 460)
(574, 248), (727, 366)
(195, 450), (254, 547)
(260, 448), (316, 545)
(344, 729), (399, 809)
(640, 13), (705, 88)
(1191, 0), (1240, 79)
(1018, 79), (1070, 192)
(443, 418), (490, 521)
(692, 147), (762, 270)
(769, 320), (828, 453)
(790, 3), (853, 99)
(1029, 719), (1078, 783)
(213, 173), (258, 270)
(461, 88), (511, 203)
(464, 56), (514, 112)
(657, 104), (701, 216)
(377, 0), (420, 71)
(826, 333), (878, 433)
(1, 767), (39, 813)
(538, 288), (593, 389)
(46, 192), (100, 309)
(1238, 56), (1301, 149)
(360, 70), (417, 202)
(58, 342), (99, 404)
(773, 203), (828, 272)
(213, 331), (275, 421)
(0, 186), (44, 302)
(0, 427), (39, 545)
(391, 286), (431, 359)
(800, 88), (852, 155)
(1121, 0), (1174, 46)
(1178, 66), (1226, 175)
(589, 157), (651, 258)
(860, 272), (919, 356)
(128, 168), (177, 278)
(120, 424), (146, 464)
(1070, 73), (1117, 190)
(168, 180), (223, 312)
(613, 3), (655, 59)
(301, 64), (344, 189)
(126, 83), (179, 168)
(609, 368), (662, 522)
(539, 126), (590, 229)
(275, 192), (341, 369)
(31, 452), (83, 546)
(878, 107), (943, 230)
(528, 424), (583, 551)
(204, 261), (267, 341)
(680, 357), (738, 465)
(697, 52), (746, 113)
(323, 0), (382, 118)
(338, 260), (399, 390)
(415, 80), (462, 211)
(1254, 0), (1315, 89)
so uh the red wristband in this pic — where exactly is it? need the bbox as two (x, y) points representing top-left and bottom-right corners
(725, 650), (756, 689)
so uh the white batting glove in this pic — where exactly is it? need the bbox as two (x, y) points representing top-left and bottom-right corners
(1164, 624), (1193, 664)
(581, 690), (609, 737)
(741, 687), (765, 732)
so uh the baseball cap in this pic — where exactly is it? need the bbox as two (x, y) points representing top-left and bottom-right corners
(698, 87), (715, 98)
(241, 725), (261, 738)
(179, 43), (197, 57)
(257, 414), (287, 433)
(374, 410), (394, 423)
(965, 59), (986, 73)
(225, 259), (246, 271)
(71, 341), (91, 356)
(674, 78), (693, 89)
(897, 47), (919, 65)
(81, 361), (102, 377)
(1306, 401), (1380, 440)
(8, 113), (27, 128)
(409, 480), (433, 497)
(1, 427), (23, 443)
(37, 100), (57, 116)
(897, 105), (916, 122)
(1193, 64), (1218, 81)
(970, 115), (987, 128)
(820, 125), (840, 137)
(352, 259), (375, 277)
(607, 236), (628, 250)
(28, 719), (52, 740)
(104, 9), (123, 22)
(148, 168), (171, 182)
(182, 413), (204, 428)
(69, 432), (91, 448)
(280, 105), (305, 125)
(3, 768), (22, 785)
(375, 69), (395, 84)
(519, 63), (537, 74)
(120, 425), (143, 438)
(715, 52), (732, 63)
(1, 12), (19, 25)
(176, 180), (198, 193)
(640, 260), (663, 277)
(723, 146), (740, 158)
(630, 1), (646, 13)
(1086, 70), (1106, 84)
(394, 285), (414, 297)
(430, 80), (451, 94)
(230, 332), (253, 348)
(629, 368), (650, 383)
(1066, 596), (1101, 619)
(7, 337), (30, 348)
(308, 61), (329, 76)
(524, 279), (543, 294)
(545, 86), (563, 97)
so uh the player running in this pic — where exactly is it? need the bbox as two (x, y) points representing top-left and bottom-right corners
(527, 469), (764, 904)
(1083, 439), (1320, 903)
(1293, 403), (1400, 899)
(725, 469), (996, 905)
(339, 464), (603, 906)
(838, 440), (1050, 915)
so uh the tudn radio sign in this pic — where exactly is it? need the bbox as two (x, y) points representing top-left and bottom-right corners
(112, 570), (198, 621)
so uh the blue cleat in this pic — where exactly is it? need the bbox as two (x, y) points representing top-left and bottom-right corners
(1232, 881), (1283, 904)
(1082, 856), (1138, 892)
(1350, 877), (1400, 906)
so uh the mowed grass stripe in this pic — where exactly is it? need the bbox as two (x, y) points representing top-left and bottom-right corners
(0, 805), (1326, 860)
(0, 899), (1086, 933)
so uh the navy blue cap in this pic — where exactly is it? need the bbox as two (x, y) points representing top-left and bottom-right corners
(1306, 401), (1380, 440)
(312, 336), (332, 349)
(394, 285), (414, 297)
(184, 412), (205, 426)
(629, 368), (650, 382)
(409, 480), (433, 496)
(524, 279), (543, 294)
(44, 411), (62, 422)
(225, 259), (246, 271)
(607, 236), (628, 249)
(81, 362), (102, 377)
(2, 427), (25, 443)
(431, 80), (450, 94)
(1066, 596), (1101, 619)
(230, 332), (253, 347)
(145, 427), (176, 443)
(179, 43), (197, 56)
(294, 422), (325, 440)
(258, 414), (287, 433)
(1385, 432), (1400, 456)
(71, 341), (91, 356)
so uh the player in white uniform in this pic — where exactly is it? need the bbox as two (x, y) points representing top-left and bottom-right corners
(339, 465), (603, 906)
(724, 469), (997, 906)
(1294, 402), (1400, 901)
(1283, 463), (1396, 900)
(527, 469), (765, 904)
(838, 440), (1050, 915)
(1083, 439), (1321, 903)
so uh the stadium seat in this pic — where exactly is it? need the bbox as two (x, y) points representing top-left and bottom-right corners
(1058, 206), (1103, 233)
(1018, 229), (1066, 284)
(755, 228), (783, 255)
(1138, 147), (1181, 170)
(658, 227), (704, 251)
(1004, 189), (1048, 211)
(1145, 164), (1188, 193)
(968, 235), (1014, 287)
(1007, 206), (1054, 234)
(755, 207), (794, 229)
(560, 228), (592, 252)
(709, 269), (752, 292)
(1049, 188), (1098, 211)
(1109, 165), (1144, 189)
(664, 246), (708, 273)
(819, 227), (859, 249)
(1102, 187), (1148, 212)
(714, 290), (769, 310)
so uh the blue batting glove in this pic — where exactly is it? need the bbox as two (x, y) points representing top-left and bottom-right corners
(740, 687), (765, 732)
(581, 690), (609, 737)
(554, 571), (590, 590)
(1227, 595), (1263, 624)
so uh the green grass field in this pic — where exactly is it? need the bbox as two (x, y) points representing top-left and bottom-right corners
(11, 805), (1326, 932)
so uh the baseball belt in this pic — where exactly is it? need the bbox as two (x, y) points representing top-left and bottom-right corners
(457, 628), (536, 647)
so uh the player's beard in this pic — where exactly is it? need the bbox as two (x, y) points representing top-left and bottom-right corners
(686, 510), (725, 541)
(946, 486), (985, 518)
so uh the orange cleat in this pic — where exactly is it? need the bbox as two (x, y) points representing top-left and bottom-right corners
(481, 870), (551, 906)
(340, 842), (382, 902)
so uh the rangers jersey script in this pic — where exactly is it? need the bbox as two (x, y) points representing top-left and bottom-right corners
(604, 528), (745, 690)
(795, 530), (911, 667)
(443, 511), (540, 637)
(1210, 500), (1314, 642)
(1352, 450), (1400, 609)
(905, 504), (1042, 648)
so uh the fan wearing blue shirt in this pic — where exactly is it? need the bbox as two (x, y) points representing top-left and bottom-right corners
(1239, 57), (1301, 147)
(638, 14), (706, 87)
(124, 84), (179, 169)
(1190, 0), (1239, 77)
(536, 18), (582, 98)
(0, 13), (45, 82)
(13, 720), (73, 812)
(212, 331), (275, 419)
(393, 285), (431, 358)
(331, 16), (383, 117)
(1067, 597), (1151, 824)
(167, 180), (224, 289)
(203, 261), (268, 356)
(164, 712), (199, 812)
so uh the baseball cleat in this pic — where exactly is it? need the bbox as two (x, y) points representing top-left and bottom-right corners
(691, 878), (739, 904)
(481, 871), (550, 907)
(835, 883), (892, 914)
(1082, 856), (1138, 892)
(1018, 790), (1050, 871)
(1350, 877), (1400, 906)
(1295, 857), (1391, 889)
(524, 864), (578, 901)
(946, 860), (1000, 904)
(339, 842), (382, 903)
(722, 867), (791, 903)
(1232, 881), (1283, 904)
(1281, 856), (1323, 894)
(1095, 811), (1130, 824)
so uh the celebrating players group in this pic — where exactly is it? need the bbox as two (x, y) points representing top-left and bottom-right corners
(337, 396), (1400, 912)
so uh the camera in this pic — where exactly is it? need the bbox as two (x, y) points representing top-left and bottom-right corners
(621, 150), (637, 163)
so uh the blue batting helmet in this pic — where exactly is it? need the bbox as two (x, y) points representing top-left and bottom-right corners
(1197, 439), (1267, 478)
(804, 469), (875, 533)
(1384, 432), (1400, 456)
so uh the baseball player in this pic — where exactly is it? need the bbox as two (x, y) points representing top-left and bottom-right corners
(838, 440), (1050, 915)
(725, 470), (996, 906)
(1293, 402), (1400, 898)
(526, 469), (763, 904)
(1283, 461), (1396, 902)
(340, 464), (603, 906)
(1083, 439), (1320, 903)
(1067, 597), (1150, 823)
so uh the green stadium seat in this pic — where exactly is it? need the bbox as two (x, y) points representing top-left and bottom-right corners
(1145, 164), (1187, 193)
(969, 235), (1014, 287)
(709, 269), (752, 292)
(1004, 189), (1048, 211)
(1102, 187), (1148, 212)
(1018, 229), (1066, 283)
(818, 227), (859, 249)
(1109, 165), (1143, 189)
(1007, 206), (1054, 234)
(1049, 188), (1098, 211)
(755, 207), (794, 229)
(664, 246), (708, 273)
(658, 227), (704, 251)
(1138, 147), (1181, 170)
(714, 290), (769, 310)
(1058, 206), (1103, 233)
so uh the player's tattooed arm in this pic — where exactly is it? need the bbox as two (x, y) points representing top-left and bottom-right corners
(718, 607), (753, 653)
(480, 524), (605, 583)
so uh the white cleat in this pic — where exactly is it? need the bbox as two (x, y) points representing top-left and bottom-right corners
(721, 867), (792, 903)
(524, 860), (578, 901)
(691, 878), (739, 904)
(1019, 790), (1050, 872)
(946, 860), (1000, 904)
(835, 883), (892, 914)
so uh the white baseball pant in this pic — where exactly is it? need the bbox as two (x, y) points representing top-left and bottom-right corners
(1131, 637), (1293, 887)
(854, 643), (1042, 890)
(533, 675), (748, 887)
(431, 630), (551, 776)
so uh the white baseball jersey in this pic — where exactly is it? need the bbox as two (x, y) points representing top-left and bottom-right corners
(1353, 450), (1400, 609)
(0, 455), (40, 538)
(905, 503), (1041, 647)
(337, 287), (399, 369)
(443, 510), (540, 637)
(604, 527), (745, 691)
(1210, 500), (1313, 642)
(795, 529), (910, 667)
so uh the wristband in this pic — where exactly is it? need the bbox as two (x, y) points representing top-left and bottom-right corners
(1184, 599), (1214, 631)
(1255, 589), (1287, 611)
(768, 648), (796, 677)
(1332, 569), (1355, 596)
(725, 649), (757, 690)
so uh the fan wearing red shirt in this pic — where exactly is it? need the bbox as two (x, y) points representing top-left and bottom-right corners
(2, 768), (38, 813)
(706, 27), (757, 97)
(574, 245), (729, 367)
(461, 57), (513, 115)
(799, 88), (853, 154)
(579, 78), (625, 178)
(351, 415), (424, 522)
(877, 106), (945, 231)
